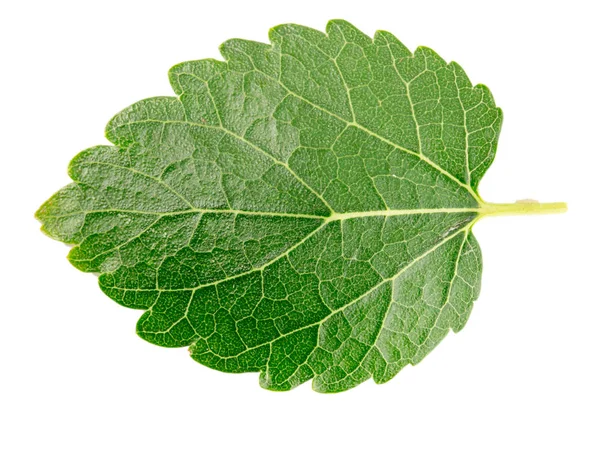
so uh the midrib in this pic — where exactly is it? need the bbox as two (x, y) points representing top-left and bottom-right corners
(54, 206), (481, 221)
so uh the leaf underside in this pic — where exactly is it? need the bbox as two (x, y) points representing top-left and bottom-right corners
(37, 19), (502, 393)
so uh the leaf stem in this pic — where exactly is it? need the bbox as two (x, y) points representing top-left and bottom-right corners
(479, 200), (568, 217)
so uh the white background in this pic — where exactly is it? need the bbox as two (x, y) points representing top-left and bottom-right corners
(1, 1), (598, 448)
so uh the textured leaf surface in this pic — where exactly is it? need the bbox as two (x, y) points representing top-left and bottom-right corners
(37, 20), (503, 392)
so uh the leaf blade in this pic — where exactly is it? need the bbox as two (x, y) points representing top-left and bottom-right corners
(37, 20), (502, 392)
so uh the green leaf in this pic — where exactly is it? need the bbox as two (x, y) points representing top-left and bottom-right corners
(36, 20), (566, 393)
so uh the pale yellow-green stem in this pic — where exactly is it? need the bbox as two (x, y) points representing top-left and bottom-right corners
(479, 200), (568, 217)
